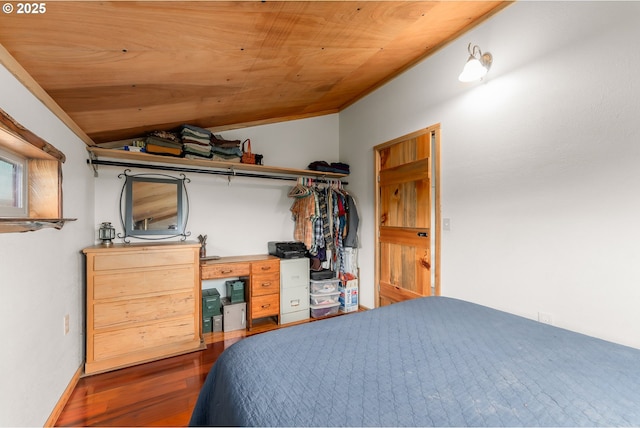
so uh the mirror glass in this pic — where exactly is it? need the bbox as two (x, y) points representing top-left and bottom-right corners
(123, 175), (187, 238)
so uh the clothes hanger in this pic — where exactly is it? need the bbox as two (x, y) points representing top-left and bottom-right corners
(288, 177), (312, 198)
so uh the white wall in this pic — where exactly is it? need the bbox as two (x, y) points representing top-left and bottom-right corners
(340, 1), (640, 349)
(0, 66), (95, 425)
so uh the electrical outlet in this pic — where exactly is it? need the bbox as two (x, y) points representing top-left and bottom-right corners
(538, 312), (553, 325)
(64, 314), (70, 335)
(443, 218), (451, 231)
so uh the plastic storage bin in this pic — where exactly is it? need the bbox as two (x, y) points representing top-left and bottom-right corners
(310, 302), (340, 318)
(310, 291), (340, 305)
(309, 279), (340, 294)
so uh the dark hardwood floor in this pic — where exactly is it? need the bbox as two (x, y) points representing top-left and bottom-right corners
(54, 315), (346, 426)
(55, 327), (268, 426)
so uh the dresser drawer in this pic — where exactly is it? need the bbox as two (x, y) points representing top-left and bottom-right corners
(251, 272), (280, 297)
(93, 315), (196, 361)
(252, 293), (280, 318)
(93, 266), (194, 300)
(93, 248), (195, 271)
(251, 259), (280, 275)
(201, 262), (250, 279)
(93, 291), (195, 329)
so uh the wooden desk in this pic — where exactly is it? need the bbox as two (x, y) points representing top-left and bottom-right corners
(201, 255), (280, 330)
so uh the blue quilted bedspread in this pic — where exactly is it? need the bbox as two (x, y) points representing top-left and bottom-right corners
(190, 297), (640, 426)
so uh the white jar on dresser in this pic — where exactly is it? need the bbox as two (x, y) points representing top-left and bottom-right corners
(279, 258), (310, 324)
(82, 241), (204, 375)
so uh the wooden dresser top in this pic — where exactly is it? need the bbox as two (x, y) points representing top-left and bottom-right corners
(83, 241), (200, 254)
(200, 254), (278, 266)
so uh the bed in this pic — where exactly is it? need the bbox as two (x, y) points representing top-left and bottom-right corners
(190, 296), (640, 426)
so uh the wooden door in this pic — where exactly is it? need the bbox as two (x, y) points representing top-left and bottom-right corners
(374, 125), (441, 306)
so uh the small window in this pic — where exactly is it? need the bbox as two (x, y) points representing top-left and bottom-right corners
(0, 108), (72, 233)
(0, 148), (28, 217)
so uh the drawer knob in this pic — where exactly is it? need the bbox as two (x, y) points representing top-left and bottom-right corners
(221, 269), (233, 274)
(261, 304), (271, 309)
(261, 282), (271, 287)
(261, 266), (271, 271)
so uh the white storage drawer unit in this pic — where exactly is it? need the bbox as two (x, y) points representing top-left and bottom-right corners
(280, 258), (310, 324)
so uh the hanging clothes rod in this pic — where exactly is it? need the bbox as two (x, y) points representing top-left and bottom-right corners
(87, 158), (348, 185)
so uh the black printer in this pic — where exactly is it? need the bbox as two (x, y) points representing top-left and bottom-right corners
(268, 241), (307, 259)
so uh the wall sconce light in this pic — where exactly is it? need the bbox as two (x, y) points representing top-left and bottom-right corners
(458, 43), (493, 82)
(98, 221), (116, 246)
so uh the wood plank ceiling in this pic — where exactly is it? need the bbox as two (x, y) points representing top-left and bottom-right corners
(0, 1), (508, 145)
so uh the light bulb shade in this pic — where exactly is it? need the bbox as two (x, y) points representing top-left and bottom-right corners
(458, 44), (492, 82)
(99, 221), (116, 245)
(459, 57), (487, 82)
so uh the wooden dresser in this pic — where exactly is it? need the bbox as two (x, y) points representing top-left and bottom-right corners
(201, 255), (280, 330)
(82, 241), (203, 375)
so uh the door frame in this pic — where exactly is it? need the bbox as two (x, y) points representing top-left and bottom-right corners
(373, 124), (441, 307)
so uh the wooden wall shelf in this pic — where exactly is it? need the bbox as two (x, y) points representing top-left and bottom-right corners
(87, 147), (348, 181)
